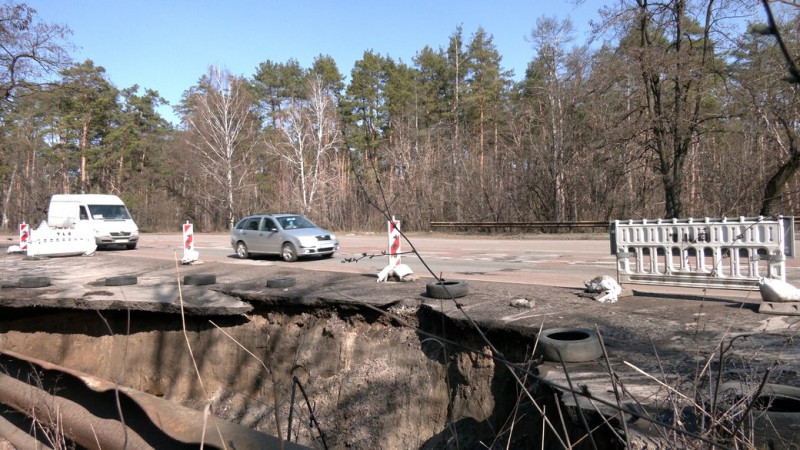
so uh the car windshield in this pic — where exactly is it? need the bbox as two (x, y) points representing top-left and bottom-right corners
(278, 215), (316, 230)
(87, 204), (131, 220)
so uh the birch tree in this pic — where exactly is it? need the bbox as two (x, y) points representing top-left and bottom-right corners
(267, 75), (340, 216)
(529, 18), (572, 222)
(181, 66), (259, 228)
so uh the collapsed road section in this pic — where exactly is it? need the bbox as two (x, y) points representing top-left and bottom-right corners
(0, 246), (799, 448)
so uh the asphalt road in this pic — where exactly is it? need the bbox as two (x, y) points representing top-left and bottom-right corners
(130, 232), (800, 297)
(131, 233), (613, 287)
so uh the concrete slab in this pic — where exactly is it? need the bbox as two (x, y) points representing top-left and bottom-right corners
(758, 301), (800, 315)
(0, 251), (252, 315)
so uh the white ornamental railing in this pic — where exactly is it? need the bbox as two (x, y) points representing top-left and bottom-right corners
(27, 220), (97, 257)
(611, 216), (795, 290)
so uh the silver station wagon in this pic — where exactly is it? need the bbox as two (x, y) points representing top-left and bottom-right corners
(231, 214), (339, 262)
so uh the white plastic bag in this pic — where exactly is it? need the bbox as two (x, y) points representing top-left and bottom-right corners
(584, 275), (622, 304)
(759, 277), (800, 303)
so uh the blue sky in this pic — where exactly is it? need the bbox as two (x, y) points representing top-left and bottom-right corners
(29, 0), (605, 123)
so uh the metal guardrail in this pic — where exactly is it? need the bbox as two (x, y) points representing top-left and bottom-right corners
(429, 221), (610, 230)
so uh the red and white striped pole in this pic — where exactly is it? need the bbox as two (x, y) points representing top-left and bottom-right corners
(183, 222), (194, 252)
(388, 216), (401, 268)
(377, 216), (413, 282)
(19, 222), (29, 253)
(181, 221), (199, 263)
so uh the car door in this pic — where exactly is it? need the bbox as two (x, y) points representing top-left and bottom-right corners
(259, 217), (281, 253)
(239, 217), (265, 253)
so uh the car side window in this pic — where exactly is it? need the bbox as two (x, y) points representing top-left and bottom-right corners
(261, 218), (277, 231)
(246, 219), (260, 230)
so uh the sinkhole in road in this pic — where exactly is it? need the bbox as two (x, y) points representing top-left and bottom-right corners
(0, 303), (615, 449)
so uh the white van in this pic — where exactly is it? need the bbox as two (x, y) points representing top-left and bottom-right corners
(47, 194), (139, 249)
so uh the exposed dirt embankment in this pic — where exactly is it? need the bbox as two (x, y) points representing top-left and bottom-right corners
(0, 302), (595, 449)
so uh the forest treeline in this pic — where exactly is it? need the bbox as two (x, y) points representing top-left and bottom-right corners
(1, 1), (799, 232)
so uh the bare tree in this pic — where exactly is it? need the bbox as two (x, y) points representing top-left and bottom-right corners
(594, 0), (732, 219)
(182, 66), (259, 229)
(753, 2), (800, 215)
(526, 17), (579, 222)
(0, 1), (72, 103)
(266, 75), (341, 217)
(0, 1), (71, 228)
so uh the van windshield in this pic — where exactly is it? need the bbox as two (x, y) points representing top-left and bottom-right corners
(88, 204), (131, 220)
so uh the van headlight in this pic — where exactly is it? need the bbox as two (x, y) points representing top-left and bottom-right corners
(131, 230), (139, 237)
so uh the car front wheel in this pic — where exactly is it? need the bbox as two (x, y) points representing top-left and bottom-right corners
(282, 243), (298, 262)
(236, 241), (249, 259)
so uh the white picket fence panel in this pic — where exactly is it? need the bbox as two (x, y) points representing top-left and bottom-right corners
(611, 216), (795, 290)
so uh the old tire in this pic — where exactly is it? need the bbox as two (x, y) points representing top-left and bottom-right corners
(235, 241), (249, 259)
(105, 275), (138, 286)
(426, 279), (469, 299)
(717, 382), (800, 448)
(281, 243), (298, 262)
(18, 276), (50, 288)
(267, 277), (296, 288)
(536, 328), (603, 363)
(183, 274), (216, 286)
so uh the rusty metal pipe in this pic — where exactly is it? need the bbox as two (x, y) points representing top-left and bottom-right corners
(0, 350), (309, 449)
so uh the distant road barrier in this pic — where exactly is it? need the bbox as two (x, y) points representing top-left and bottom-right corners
(429, 221), (610, 231)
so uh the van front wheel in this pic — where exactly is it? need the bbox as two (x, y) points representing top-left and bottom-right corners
(126, 243), (137, 250)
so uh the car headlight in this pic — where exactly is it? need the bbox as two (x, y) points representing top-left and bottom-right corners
(329, 234), (336, 241)
(131, 230), (139, 237)
(298, 236), (316, 247)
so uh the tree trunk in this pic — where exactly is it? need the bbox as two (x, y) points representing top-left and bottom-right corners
(81, 119), (88, 194)
(761, 132), (800, 216)
(2, 166), (16, 230)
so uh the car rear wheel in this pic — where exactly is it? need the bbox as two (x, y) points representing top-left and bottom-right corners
(282, 243), (298, 262)
(235, 241), (249, 259)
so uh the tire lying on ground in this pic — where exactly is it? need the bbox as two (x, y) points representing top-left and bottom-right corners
(717, 382), (800, 448)
(183, 274), (216, 286)
(536, 328), (603, 363)
(105, 275), (138, 286)
(266, 277), (296, 288)
(18, 276), (51, 288)
(426, 279), (469, 299)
